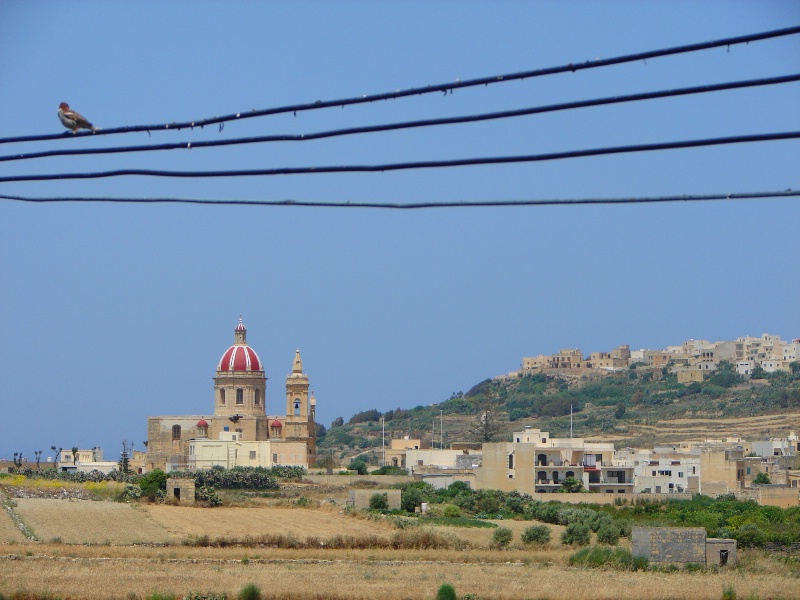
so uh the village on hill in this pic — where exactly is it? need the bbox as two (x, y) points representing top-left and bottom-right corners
(5, 324), (799, 512)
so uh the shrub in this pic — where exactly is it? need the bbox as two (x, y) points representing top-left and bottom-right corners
(369, 493), (389, 511)
(734, 523), (767, 547)
(569, 546), (647, 571)
(349, 459), (368, 475)
(139, 469), (167, 500)
(435, 583), (457, 600)
(561, 523), (591, 546)
(442, 504), (462, 519)
(238, 583), (262, 600)
(521, 525), (551, 545)
(491, 527), (513, 549)
(721, 585), (737, 600)
(596, 523), (620, 546)
(196, 485), (223, 507)
(400, 486), (425, 513)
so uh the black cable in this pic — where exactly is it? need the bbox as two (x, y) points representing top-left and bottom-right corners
(1, 190), (797, 209)
(2, 25), (799, 145)
(3, 74), (798, 164)
(1, 131), (798, 183)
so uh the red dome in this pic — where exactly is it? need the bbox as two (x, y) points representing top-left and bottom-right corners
(271, 420), (283, 428)
(197, 419), (209, 428)
(218, 345), (262, 371)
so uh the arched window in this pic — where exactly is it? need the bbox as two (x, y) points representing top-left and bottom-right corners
(172, 425), (181, 440)
(294, 399), (301, 416)
(552, 471), (559, 484)
(236, 388), (244, 405)
(254, 389), (261, 406)
(219, 389), (226, 405)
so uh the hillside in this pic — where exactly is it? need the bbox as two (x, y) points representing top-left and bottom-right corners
(317, 362), (800, 463)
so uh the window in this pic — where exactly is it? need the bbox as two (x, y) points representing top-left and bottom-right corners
(219, 389), (226, 405)
(678, 472), (684, 478)
(254, 389), (261, 406)
(273, 453), (278, 463)
(508, 454), (514, 469)
(249, 451), (256, 460)
(294, 399), (301, 416)
(172, 425), (181, 440)
(236, 389), (244, 405)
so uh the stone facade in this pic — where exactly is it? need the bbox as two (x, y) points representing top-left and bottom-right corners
(166, 477), (195, 505)
(146, 320), (316, 472)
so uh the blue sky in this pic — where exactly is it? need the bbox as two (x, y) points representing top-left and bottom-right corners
(1, 2), (798, 461)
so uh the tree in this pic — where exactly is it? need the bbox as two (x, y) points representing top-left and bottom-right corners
(349, 458), (368, 475)
(369, 492), (389, 511)
(560, 476), (583, 493)
(750, 364), (767, 380)
(71, 446), (79, 465)
(316, 451), (337, 475)
(790, 361), (800, 375)
(331, 416), (344, 428)
(139, 469), (167, 500)
(118, 440), (131, 474)
(753, 472), (771, 485)
(468, 404), (504, 443)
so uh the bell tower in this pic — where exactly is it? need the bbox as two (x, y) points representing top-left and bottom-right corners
(285, 349), (309, 418)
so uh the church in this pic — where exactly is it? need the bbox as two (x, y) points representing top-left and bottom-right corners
(145, 318), (317, 472)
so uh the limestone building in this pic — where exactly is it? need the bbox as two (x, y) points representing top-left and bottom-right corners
(146, 319), (317, 472)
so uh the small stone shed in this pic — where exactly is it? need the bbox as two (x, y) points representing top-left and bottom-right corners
(348, 489), (401, 510)
(166, 477), (195, 505)
(632, 527), (736, 566)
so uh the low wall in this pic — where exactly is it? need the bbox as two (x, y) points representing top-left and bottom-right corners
(303, 474), (413, 486)
(528, 492), (692, 505)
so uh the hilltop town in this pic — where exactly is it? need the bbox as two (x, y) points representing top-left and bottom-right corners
(9, 326), (798, 511)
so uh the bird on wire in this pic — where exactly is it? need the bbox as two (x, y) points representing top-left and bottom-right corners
(58, 102), (98, 134)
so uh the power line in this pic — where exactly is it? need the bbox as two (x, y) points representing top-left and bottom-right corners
(1, 131), (798, 183)
(2, 25), (799, 145)
(3, 74), (798, 164)
(1, 190), (797, 209)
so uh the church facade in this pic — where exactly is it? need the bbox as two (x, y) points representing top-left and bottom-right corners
(145, 319), (317, 472)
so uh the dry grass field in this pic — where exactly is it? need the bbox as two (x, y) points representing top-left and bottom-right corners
(2, 483), (800, 599)
(2, 542), (799, 600)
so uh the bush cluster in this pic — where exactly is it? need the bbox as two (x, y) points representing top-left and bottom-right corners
(182, 529), (463, 550)
(569, 546), (648, 571)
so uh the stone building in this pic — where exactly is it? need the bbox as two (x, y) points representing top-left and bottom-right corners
(145, 319), (316, 472)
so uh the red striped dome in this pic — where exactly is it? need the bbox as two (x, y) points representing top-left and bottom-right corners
(271, 419), (283, 428)
(218, 345), (262, 371)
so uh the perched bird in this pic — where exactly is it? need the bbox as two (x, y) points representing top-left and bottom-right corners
(57, 102), (97, 133)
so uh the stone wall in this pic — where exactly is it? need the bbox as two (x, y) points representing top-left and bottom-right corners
(348, 489), (402, 510)
(631, 527), (707, 564)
